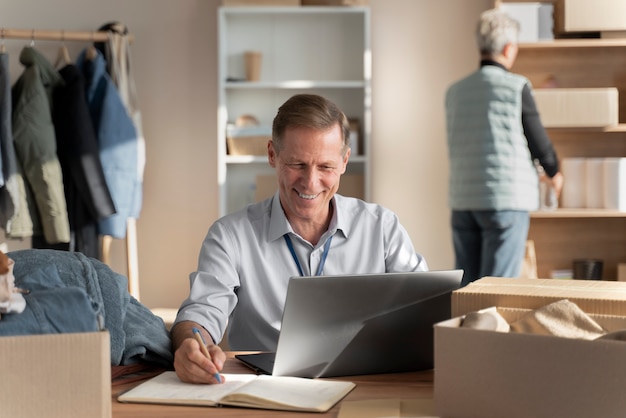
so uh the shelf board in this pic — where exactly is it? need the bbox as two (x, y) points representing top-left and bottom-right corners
(225, 80), (367, 89)
(520, 38), (626, 49)
(546, 124), (626, 133)
(531, 209), (626, 218)
(221, 6), (369, 15)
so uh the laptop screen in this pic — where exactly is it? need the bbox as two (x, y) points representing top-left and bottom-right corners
(237, 269), (462, 378)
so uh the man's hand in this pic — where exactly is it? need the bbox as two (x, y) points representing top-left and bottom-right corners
(171, 321), (226, 384)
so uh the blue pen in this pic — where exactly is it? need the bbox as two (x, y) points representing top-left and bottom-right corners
(192, 327), (222, 383)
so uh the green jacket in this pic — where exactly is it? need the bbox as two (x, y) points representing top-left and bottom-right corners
(11, 47), (70, 243)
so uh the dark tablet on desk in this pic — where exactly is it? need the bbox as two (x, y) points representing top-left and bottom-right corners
(235, 352), (276, 375)
(236, 269), (462, 378)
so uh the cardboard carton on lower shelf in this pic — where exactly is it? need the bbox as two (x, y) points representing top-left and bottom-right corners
(532, 88), (618, 128)
(435, 307), (626, 418)
(452, 276), (626, 317)
(0, 332), (111, 418)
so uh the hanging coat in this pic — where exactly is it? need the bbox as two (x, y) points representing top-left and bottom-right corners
(0, 52), (29, 237)
(76, 49), (141, 239)
(11, 46), (70, 244)
(52, 64), (117, 258)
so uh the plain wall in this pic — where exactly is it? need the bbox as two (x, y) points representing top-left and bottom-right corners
(0, 0), (491, 309)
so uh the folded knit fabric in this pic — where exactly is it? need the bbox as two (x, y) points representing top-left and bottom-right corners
(460, 306), (510, 332)
(509, 299), (606, 340)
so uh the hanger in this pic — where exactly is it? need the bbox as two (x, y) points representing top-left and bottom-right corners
(85, 31), (98, 61)
(29, 29), (35, 47)
(54, 30), (72, 68)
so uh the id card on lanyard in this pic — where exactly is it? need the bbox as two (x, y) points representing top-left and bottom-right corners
(284, 235), (333, 276)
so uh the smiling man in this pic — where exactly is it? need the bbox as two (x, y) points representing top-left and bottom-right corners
(171, 94), (428, 384)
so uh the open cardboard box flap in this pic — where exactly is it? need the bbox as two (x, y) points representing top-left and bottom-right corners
(452, 277), (626, 317)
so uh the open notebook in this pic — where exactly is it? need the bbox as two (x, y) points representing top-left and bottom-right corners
(236, 269), (463, 378)
(118, 371), (355, 413)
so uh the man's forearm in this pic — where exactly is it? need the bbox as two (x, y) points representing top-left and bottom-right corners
(171, 320), (204, 351)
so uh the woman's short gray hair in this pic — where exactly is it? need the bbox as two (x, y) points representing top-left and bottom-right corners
(476, 8), (520, 56)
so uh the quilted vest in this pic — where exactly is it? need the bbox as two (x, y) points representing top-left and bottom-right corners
(445, 65), (539, 211)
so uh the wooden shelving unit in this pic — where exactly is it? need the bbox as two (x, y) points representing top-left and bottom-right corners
(217, 6), (371, 216)
(513, 38), (626, 279)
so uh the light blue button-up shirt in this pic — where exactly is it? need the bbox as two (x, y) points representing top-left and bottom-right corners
(174, 192), (428, 351)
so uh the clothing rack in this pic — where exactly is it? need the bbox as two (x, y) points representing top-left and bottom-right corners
(0, 27), (134, 43)
(2, 26), (140, 300)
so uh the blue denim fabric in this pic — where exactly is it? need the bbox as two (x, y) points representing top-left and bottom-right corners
(452, 210), (530, 287)
(0, 264), (99, 335)
(9, 249), (173, 367)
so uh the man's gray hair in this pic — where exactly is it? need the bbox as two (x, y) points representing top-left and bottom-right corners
(476, 8), (520, 56)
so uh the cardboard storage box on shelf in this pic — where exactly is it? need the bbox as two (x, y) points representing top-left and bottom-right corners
(435, 307), (626, 418)
(0, 331), (111, 418)
(532, 88), (619, 128)
(560, 157), (626, 210)
(255, 174), (364, 201)
(555, 0), (626, 33)
(452, 276), (626, 317)
(619, 263), (626, 281)
(226, 125), (271, 156)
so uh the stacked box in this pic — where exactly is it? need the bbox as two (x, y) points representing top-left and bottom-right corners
(0, 332), (111, 418)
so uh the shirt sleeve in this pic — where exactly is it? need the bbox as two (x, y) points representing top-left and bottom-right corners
(521, 83), (560, 177)
(382, 208), (429, 273)
(173, 221), (240, 345)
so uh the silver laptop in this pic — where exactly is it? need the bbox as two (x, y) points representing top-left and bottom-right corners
(236, 269), (463, 378)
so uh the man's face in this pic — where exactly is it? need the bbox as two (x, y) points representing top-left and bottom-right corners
(269, 123), (350, 225)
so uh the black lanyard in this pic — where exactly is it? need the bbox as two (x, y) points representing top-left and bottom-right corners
(284, 234), (333, 276)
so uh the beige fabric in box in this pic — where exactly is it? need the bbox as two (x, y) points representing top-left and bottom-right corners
(533, 88), (618, 128)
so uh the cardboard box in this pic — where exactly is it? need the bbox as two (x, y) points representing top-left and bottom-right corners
(532, 88), (619, 128)
(618, 263), (626, 282)
(226, 125), (271, 156)
(500, 2), (554, 42)
(255, 174), (365, 202)
(227, 136), (270, 156)
(556, 0), (626, 33)
(603, 157), (626, 211)
(452, 276), (626, 317)
(0, 331), (111, 418)
(435, 307), (626, 418)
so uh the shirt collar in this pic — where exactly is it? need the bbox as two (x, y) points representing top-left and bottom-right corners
(267, 192), (346, 243)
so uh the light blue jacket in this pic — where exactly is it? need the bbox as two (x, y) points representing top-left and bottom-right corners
(445, 65), (539, 211)
(76, 49), (142, 239)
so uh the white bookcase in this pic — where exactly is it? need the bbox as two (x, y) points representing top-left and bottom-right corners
(217, 6), (371, 216)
